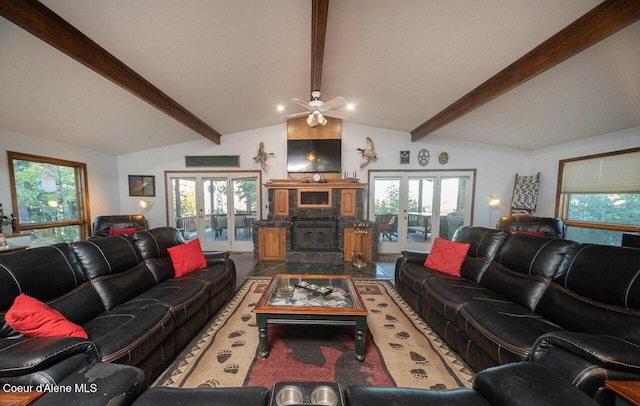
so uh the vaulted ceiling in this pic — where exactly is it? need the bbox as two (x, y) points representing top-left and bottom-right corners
(1, 0), (639, 155)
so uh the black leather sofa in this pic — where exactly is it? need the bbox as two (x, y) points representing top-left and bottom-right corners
(395, 226), (640, 405)
(0, 227), (236, 386)
(92, 214), (148, 236)
(31, 360), (598, 406)
(495, 215), (566, 237)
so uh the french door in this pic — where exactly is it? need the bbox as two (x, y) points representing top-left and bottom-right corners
(166, 171), (261, 252)
(368, 170), (475, 254)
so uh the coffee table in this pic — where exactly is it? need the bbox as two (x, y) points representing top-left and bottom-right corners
(253, 274), (369, 361)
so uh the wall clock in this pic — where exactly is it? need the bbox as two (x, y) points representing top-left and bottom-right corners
(417, 149), (430, 166)
(439, 152), (449, 165)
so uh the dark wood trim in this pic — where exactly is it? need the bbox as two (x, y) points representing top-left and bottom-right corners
(411, 0), (640, 141)
(0, 0), (221, 144)
(562, 220), (639, 233)
(311, 0), (329, 93)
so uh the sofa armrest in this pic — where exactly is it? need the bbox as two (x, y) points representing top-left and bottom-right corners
(532, 332), (640, 374)
(473, 362), (598, 405)
(34, 362), (146, 406)
(531, 332), (640, 401)
(401, 249), (428, 265)
(0, 337), (98, 382)
(203, 251), (230, 264)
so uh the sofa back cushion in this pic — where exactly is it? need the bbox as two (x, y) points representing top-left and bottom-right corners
(92, 214), (148, 237)
(480, 233), (576, 310)
(536, 244), (640, 339)
(495, 216), (565, 238)
(132, 227), (186, 282)
(71, 236), (155, 310)
(451, 226), (508, 283)
(0, 244), (104, 338)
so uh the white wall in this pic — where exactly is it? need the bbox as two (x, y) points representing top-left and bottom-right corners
(116, 124), (288, 228)
(117, 122), (533, 229)
(0, 128), (120, 234)
(3, 123), (636, 238)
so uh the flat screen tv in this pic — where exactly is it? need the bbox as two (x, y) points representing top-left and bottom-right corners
(287, 139), (342, 173)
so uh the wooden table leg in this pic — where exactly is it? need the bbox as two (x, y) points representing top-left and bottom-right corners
(354, 316), (367, 361)
(256, 314), (269, 358)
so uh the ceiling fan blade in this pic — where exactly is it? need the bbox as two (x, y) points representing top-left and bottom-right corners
(290, 98), (311, 110)
(319, 96), (346, 111)
(281, 111), (311, 120)
(322, 110), (350, 120)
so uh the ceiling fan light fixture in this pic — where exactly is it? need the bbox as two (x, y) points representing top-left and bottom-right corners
(306, 110), (327, 127)
(307, 112), (318, 127)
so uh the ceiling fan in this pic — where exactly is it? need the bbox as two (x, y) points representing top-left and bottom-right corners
(281, 91), (350, 127)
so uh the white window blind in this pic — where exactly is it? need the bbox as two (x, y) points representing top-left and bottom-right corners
(562, 150), (640, 194)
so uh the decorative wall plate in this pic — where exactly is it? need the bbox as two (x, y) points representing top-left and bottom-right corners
(438, 151), (449, 165)
(417, 149), (430, 166)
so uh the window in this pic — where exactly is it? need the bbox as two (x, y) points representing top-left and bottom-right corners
(8, 152), (90, 247)
(556, 147), (640, 245)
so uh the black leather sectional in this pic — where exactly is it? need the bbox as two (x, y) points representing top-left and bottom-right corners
(0, 227), (236, 386)
(395, 225), (640, 405)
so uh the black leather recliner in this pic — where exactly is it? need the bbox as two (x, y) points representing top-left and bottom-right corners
(92, 214), (148, 237)
(495, 215), (566, 237)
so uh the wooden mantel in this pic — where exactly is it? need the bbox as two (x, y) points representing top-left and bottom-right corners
(264, 180), (366, 189)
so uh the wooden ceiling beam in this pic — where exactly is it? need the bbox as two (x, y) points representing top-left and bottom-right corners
(411, 0), (640, 142)
(0, 0), (222, 144)
(310, 0), (329, 93)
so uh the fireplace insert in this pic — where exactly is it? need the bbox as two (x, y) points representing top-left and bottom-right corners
(292, 218), (338, 251)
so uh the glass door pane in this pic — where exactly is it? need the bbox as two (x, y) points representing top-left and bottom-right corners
(407, 176), (435, 245)
(372, 176), (400, 246)
(170, 177), (197, 240)
(440, 176), (469, 239)
(203, 177), (228, 244)
(232, 177), (258, 242)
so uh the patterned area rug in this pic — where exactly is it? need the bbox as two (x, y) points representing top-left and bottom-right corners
(153, 278), (473, 389)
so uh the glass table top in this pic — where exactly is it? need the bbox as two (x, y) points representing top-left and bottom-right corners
(254, 274), (367, 314)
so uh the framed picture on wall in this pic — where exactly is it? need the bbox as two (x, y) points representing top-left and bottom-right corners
(128, 175), (155, 197)
(400, 150), (410, 164)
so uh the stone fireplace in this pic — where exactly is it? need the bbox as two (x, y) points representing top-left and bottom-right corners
(253, 180), (376, 263)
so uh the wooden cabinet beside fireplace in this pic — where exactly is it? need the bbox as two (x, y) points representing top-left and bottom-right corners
(344, 227), (372, 262)
(259, 227), (286, 261)
(273, 189), (289, 217)
(341, 189), (357, 217)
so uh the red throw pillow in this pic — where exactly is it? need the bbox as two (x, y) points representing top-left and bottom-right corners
(424, 237), (470, 277)
(108, 227), (137, 236)
(167, 238), (208, 277)
(5, 294), (88, 339)
(510, 230), (545, 236)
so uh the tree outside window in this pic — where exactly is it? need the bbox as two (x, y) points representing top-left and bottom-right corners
(8, 152), (90, 246)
